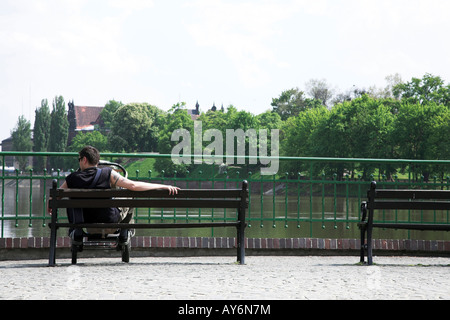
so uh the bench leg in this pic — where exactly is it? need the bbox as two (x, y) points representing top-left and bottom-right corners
(236, 207), (246, 265)
(360, 225), (366, 264)
(48, 223), (57, 267)
(236, 224), (245, 265)
(366, 225), (373, 266)
(359, 202), (367, 264)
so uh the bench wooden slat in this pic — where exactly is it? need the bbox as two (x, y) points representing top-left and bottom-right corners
(53, 188), (244, 199)
(50, 222), (242, 229)
(374, 189), (450, 200)
(54, 198), (245, 209)
(371, 223), (450, 231)
(372, 201), (450, 211)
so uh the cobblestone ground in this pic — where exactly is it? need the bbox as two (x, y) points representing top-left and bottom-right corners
(0, 255), (448, 300)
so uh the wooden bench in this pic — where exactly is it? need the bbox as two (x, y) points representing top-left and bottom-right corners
(359, 181), (450, 265)
(48, 180), (248, 266)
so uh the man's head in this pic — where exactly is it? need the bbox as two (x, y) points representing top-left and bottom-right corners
(78, 146), (100, 169)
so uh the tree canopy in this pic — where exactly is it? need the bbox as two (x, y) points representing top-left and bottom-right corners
(7, 73), (449, 179)
(11, 115), (32, 171)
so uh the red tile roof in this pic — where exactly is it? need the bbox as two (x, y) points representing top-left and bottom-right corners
(74, 106), (103, 130)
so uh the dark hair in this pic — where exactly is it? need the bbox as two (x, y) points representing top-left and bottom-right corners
(79, 146), (100, 165)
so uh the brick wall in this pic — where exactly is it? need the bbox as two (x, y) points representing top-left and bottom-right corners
(1, 236), (449, 253)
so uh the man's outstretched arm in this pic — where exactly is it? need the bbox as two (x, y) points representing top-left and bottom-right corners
(110, 170), (180, 195)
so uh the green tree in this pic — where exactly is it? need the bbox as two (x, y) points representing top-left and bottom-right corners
(271, 88), (322, 121)
(393, 73), (450, 105)
(67, 131), (109, 169)
(69, 131), (109, 153)
(280, 106), (328, 174)
(228, 110), (257, 131)
(154, 107), (194, 176)
(221, 110), (258, 171)
(99, 100), (123, 132)
(305, 78), (335, 107)
(197, 108), (229, 163)
(108, 103), (164, 152)
(198, 108), (229, 134)
(48, 96), (69, 169)
(143, 102), (166, 152)
(359, 99), (397, 179)
(310, 95), (397, 179)
(393, 103), (449, 160)
(427, 110), (450, 181)
(311, 102), (353, 159)
(11, 115), (32, 171)
(33, 99), (51, 171)
(365, 103), (396, 159)
(392, 102), (449, 180)
(428, 110), (450, 161)
(255, 110), (282, 132)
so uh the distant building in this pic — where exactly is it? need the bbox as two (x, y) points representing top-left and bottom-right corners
(0, 134), (35, 169)
(186, 101), (223, 121)
(0, 136), (14, 167)
(67, 100), (104, 144)
(187, 101), (201, 121)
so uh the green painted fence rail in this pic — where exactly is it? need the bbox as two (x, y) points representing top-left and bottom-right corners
(1, 151), (450, 240)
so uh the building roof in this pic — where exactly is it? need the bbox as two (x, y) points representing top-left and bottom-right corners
(73, 106), (103, 130)
(187, 109), (200, 121)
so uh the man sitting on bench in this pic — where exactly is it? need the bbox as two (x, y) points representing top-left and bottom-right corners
(49, 145), (180, 245)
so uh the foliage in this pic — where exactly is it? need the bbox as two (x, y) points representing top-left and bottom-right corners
(99, 100), (123, 131)
(280, 84), (449, 180)
(68, 131), (109, 153)
(393, 73), (450, 105)
(305, 78), (335, 107)
(48, 96), (69, 169)
(391, 102), (449, 180)
(66, 131), (109, 169)
(108, 102), (165, 152)
(8, 72), (447, 179)
(33, 99), (51, 171)
(153, 107), (194, 176)
(11, 115), (32, 171)
(280, 106), (327, 174)
(271, 87), (321, 120)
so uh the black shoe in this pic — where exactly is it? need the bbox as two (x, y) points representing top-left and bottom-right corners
(118, 229), (130, 243)
(69, 229), (84, 247)
(117, 229), (131, 251)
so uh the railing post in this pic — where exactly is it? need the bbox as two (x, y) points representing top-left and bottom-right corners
(359, 201), (367, 263)
(48, 179), (58, 266)
(237, 180), (248, 265)
(366, 181), (377, 265)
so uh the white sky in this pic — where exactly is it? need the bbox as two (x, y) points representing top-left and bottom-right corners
(1, 0), (450, 143)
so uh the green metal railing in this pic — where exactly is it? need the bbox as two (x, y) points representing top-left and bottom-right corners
(1, 151), (450, 240)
